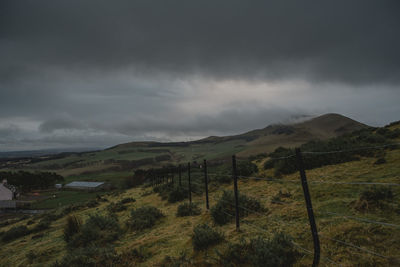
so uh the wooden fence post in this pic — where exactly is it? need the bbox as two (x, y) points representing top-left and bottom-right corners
(232, 155), (240, 231)
(179, 164), (182, 187)
(204, 159), (209, 210)
(295, 148), (320, 267)
(188, 162), (192, 204)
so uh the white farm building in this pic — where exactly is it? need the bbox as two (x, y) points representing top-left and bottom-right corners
(64, 181), (106, 191)
(0, 179), (15, 201)
(0, 179), (17, 209)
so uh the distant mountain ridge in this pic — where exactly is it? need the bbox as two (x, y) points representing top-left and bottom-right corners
(114, 113), (368, 151)
(0, 113), (369, 170)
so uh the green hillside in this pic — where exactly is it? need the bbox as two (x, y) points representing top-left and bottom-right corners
(0, 119), (398, 266)
(2, 113), (367, 179)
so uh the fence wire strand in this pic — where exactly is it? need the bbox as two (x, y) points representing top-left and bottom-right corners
(150, 147), (400, 266)
(319, 234), (396, 260)
(319, 211), (400, 228)
(218, 199), (267, 217)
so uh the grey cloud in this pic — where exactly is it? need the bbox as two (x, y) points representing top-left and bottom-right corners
(39, 117), (87, 133)
(1, 0), (400, 85)
(1, 1), (400, 151)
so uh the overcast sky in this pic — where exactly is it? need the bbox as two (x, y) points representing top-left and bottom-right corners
(1, 1), (399, 151)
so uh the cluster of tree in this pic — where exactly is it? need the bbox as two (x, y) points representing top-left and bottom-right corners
(0, 171), (64, 192)
(264, 127), (399, 175)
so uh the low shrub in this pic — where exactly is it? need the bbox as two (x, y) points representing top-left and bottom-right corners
(158, 251), (190, 267)
(118, 246), (152, 264)
(168, 187), (188, 203)
(153, 183), (174, 200)
(176, 203), (201, 217)
(107, 202), (127, 213)
(120, 197), (136, 204)
(127, 206), (164, 231)
(355, 186), (394, 211)
(217, 233), (298, 267)
(1, 225), (30, 242)
(67, 214), (121, 248)
(271, 190), (292, 204)
(63, 216), (81, 243)
(26, 250), (37, 264)
(31, 233), (44, 240)
(215, 173), (232, 184)
(52, 246), (119, 267)
(374, 157), (386, 165)
(86, 200), (99, 208)
(211, 191), (265, 225)
(59, 203), (86, 217)
(192, 224), (223, 251)
(237, 160), (258, 176)
(96, 195), (108, 202)
(31, 218), (51, 233)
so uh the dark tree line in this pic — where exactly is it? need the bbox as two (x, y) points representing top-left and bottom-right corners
(264, 127), (400, 175)
(0, 171), (64, 192)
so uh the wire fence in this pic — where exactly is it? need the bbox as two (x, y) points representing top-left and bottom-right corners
(147, 143), (400, 265)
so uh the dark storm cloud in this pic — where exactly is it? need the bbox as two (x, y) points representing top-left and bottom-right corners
(1, 1), (400, 151)
(1, 0), (399, 84)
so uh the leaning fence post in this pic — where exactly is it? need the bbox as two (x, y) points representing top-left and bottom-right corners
(188, 162), (192, 204)
(295, 148), (320, 267)
(232, 155), (240, 231)
(204, 159), (209, 210)
(179, 164), (182, 187)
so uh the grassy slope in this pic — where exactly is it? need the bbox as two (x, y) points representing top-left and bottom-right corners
(1, 145), (399, 266)
(17, 113), (366, 178)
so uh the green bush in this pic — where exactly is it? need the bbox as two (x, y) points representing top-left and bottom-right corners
(176, 203), (201, 217)
(105, 246), (153, 266)
(63, 216), (81, 243)
(158, 251), (190, 267)
(31, 218), (51, 233)
(355, 186), (394, 211)
(271, 190), (292, 204)
(26, 250), (37, 264)
(107, 202), (127, 213)
(361, 186), (393, 203)
(127, 206), (164, 231)
(211, 191), (265, 225)
(215, 173), (232, 184)
(52, 246), (119, 267)
(217, 233), (298, 267)
(237, 160), (258, 176)
(67, 214), (121, 248)
(120, 197), (136, 204)
(168, 187), (188, 203)
(192, 224), (223, 251)
(1, 225), (30, 242)
(59, 203), (86, 217)
(86, 199), (99, 208)
(153, 183), (174, 200)
(374, 157), (386, 165)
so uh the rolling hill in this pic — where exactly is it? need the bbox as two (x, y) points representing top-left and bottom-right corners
(0, 120), (399, 266)
(1, 113), (368, 178)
